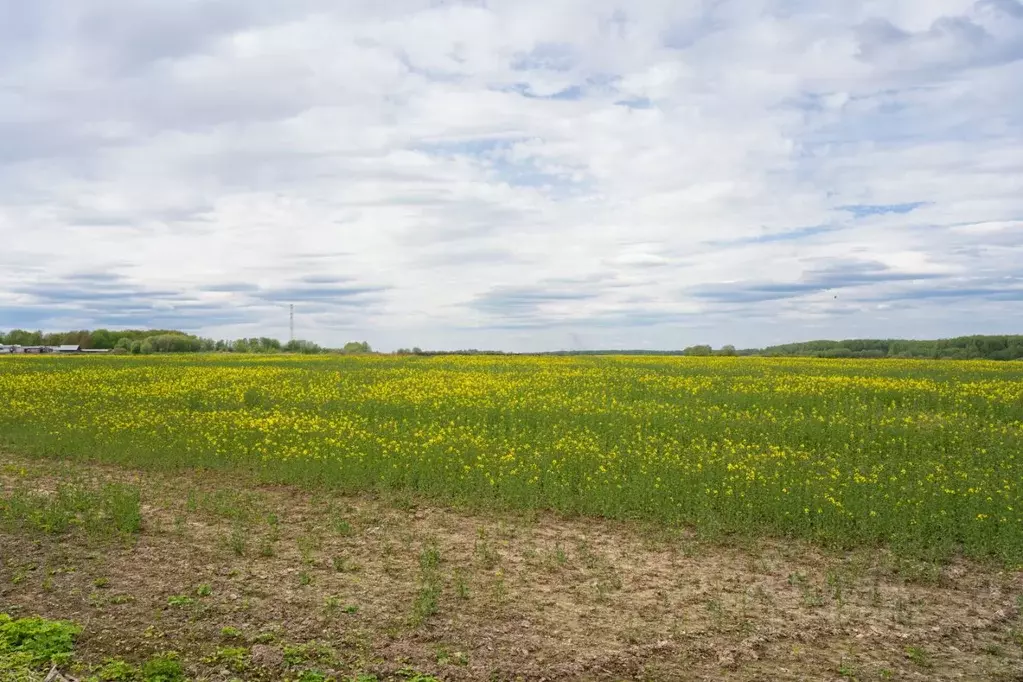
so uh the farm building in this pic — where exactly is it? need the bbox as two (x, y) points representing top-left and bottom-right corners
(1, 344), (110, 354)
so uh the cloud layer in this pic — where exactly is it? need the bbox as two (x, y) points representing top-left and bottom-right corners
(2, 0), (1022, 350)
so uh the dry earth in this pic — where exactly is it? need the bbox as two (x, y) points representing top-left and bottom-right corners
(2, 453), (1022, 681)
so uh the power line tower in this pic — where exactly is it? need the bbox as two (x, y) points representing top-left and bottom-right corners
(289, 304), (295, 343)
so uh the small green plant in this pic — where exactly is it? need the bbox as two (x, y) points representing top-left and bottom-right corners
(343, 604), (359, 615)
(454, 569), (470, 600)
(474, 538), (500, 570)
(166, 595), (194, 607)
(204, 646), (248, 672)
(331, 515), (353, 536)
(298, 571), (312, 586)
(332, 554), (361, 573)
(420, 544), (441, 573)
(220, 626), (244, 640)
(141, 651), (185, 682)
(228, 524), (247, 556)
(411, 583), (440, 626)
(411, 543), (443, 626)
(905, 645), (932, 668)
(436, 646), (468, 666)
(96, 658), (136, 681)
(397, 669), (442, 682)
(196, 583), (212, 597)
(94, 577), (110, 589)
(837, 657), (857, 679)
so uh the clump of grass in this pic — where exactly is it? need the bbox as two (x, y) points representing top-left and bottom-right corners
(0, 613), (81, 667)
(905, 645), (932, 668)
(203, 646), (248, 672)
(141, 651), (186, 681)
(0, 481), (141, 537)
(95, 658), (136, 681)
(220, 626), (244, 640)
(411, 542), (443, 626)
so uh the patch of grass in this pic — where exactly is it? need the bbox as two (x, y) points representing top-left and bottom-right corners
(196, 583), (212, 597)
(396, 668), (442, 682)
(454, 568), (470, 600)
(330, 514), (354, 536)
(0, 613), (80, 668)
(283, 642), (333, 667)
(141, 651), (185, 682)
(95, 658), (137, 681)
(435, 646), (469, 666)
(166, 595), (194, 608)
(93, 577), (110, 589)
(0, 481), (142, 538)
(332, 554), (361, 573)
(185, 488), (263, 524)
(905, 645), (932, 668)
(227, 524), (247, 556)
(203, 646), (248, 672)
(411, 584), (440, 626)
(411, 543), (443, 626)
(220, 626), (244, 640)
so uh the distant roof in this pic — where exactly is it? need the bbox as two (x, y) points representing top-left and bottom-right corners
(58, 344), (81, 351)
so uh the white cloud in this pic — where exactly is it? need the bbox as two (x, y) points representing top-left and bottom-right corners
(1, 0), (1022, 350)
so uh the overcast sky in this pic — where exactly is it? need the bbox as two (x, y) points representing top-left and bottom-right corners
(2, 0), (1022, 351)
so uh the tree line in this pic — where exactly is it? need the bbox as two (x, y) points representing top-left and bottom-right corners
(0, 329), (374, 356)
(750, 336), (1023, 360)
(3, 328), (1021, 360)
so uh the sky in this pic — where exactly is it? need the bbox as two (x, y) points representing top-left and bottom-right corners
(1, 0), (1022, 352)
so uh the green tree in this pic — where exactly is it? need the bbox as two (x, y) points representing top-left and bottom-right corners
(343, 341), (372, 354)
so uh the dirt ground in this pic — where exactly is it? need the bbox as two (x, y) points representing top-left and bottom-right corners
(1, 452), (1022, 681)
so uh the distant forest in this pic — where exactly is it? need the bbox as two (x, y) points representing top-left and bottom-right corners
(2, 329), (1021, 360)
(0, 329), (345, 355)
(542, 335), (1023, 361)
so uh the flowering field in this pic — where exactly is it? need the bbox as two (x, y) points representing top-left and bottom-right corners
(2, 354), (1022, 561)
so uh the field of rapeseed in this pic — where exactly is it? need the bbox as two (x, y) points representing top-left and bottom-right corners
(1, 354), (1021, 561)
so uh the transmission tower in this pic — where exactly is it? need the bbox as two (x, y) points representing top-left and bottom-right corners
(289, 304), (295, 342)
